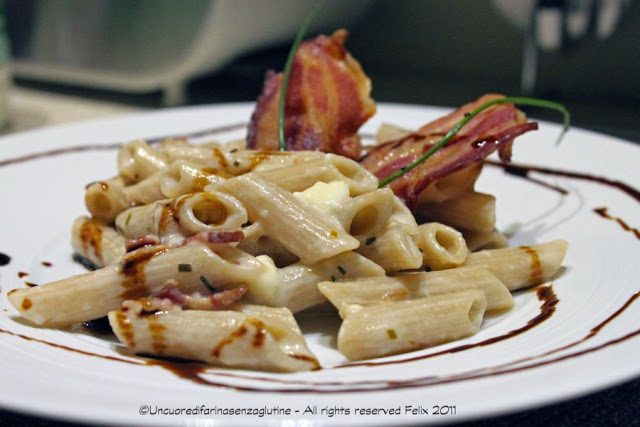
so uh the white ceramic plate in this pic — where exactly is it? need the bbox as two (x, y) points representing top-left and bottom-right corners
(1, 103), (638, 426)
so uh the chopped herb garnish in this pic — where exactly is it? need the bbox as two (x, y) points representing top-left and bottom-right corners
(178, 263), (192, 272)
(330, 275), (337, 282)
(418, 247), (424, 253)
(278, 1), (325, 151)
(365, 237), (377, 245)
(387, 329), (397, 340)
(125, 213), (132, 226)
(233, 160), (240, 167)
(337, 266), (346, 275)
(378, 97), (570, 187)
(200, 275), (216, 292)
(230, 148), (238, 153)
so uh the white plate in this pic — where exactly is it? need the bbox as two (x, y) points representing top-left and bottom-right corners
(1, 103), (639, 426)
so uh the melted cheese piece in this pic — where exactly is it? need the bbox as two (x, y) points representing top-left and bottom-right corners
(293, 181), (350, 216)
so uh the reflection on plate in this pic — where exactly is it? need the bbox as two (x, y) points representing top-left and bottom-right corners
(0, 103), (638, 426)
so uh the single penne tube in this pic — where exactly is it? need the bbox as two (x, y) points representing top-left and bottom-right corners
(115, 191), (247, 245)
(418, 163), (483, 204)
(159, 159), (227, 199)
(387, 196), (420, 236)
(121, 172), (165, 204)
(336, 188), (395, 239)
(463, 229), (509, 252)
(108, 303), (319, 372)
(464, 240), (569, 290)
(324, 154), (379, 195)
(319, 265), (513, 317)
(356, 225), (422, 272)
(170, 191), (247, 235)
(8, 244), (279, 327)
(84, 177), (136, 224)
(117, 140), (169, 184)
(257, 154), (378, 195)
(71, 216), (126, 268)
(212, 173), (359, 264)
(161, 141), (323, 175)
(337, 290), (487, 360)
(417, 191), (496, 232)
(246, 251), (385, 313)
(414, 222), (469, 270)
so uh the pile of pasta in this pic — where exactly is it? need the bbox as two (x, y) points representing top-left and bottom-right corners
(8, 137), (567, 372)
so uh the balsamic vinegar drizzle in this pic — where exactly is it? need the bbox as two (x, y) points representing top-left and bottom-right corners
(593, 207), (640, 240)
(1, 124), (640, 393)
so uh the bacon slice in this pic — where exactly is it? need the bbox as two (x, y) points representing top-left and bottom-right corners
(360, 95), (537, 210)
(247, 29), (376, 160)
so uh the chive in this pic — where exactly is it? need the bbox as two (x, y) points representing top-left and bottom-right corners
(230, 148), (238, 153)
(337, 266), (346, 275)
(233, 160), (240, 167)
(378, 97), (570, 187)
(387, 329), (397, 340)
(199, 275), (216, 292)
(278, 1), (325, 151)
(178, 263), (192, 272)
(365, 236), (377, 245)
(330, 275), (337, 282)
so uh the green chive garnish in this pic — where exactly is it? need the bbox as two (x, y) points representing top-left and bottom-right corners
(178, 263), (192, 272)
(387, 329), (397, 339)
(200, 275), (216, 292)
(330, 275), (337, 282)
(378, 97), (570, 187)
(337, 266), (346, 275)
(365, 236), (377, 245)
(278, 1), (325, 151)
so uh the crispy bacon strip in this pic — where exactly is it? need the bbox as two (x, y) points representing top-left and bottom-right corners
(247, 29), (376, 160)
(360, 95), (537, 210)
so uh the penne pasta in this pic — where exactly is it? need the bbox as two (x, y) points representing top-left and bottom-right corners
(319, 265), (513, 318)
(117, 140), (169, 184)
(84, 177), (136, 224)
(109, 302), (319, 372)
(71, 216), (126, 268)
(115, 191), (247, 246)
(464, 240), (569, 290)
(417, 191), (496, 232)
(414, 222), (469, 270)
(8, 244), (278, 327)
(463, 229), (509, 252)
(212, 173), (359, 264)
(337, 290), (487, 360)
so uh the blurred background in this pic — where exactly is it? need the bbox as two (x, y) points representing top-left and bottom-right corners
(1, 0), (639, 142)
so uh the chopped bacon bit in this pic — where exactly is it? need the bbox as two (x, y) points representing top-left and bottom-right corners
(149, 281), (247, 311)
(125, 235), (160, 252)
(155, 280), (187, 304)
(205, 285), (247, 310)
(247, 29), (376, 159)
(176, 230), (244, 248)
